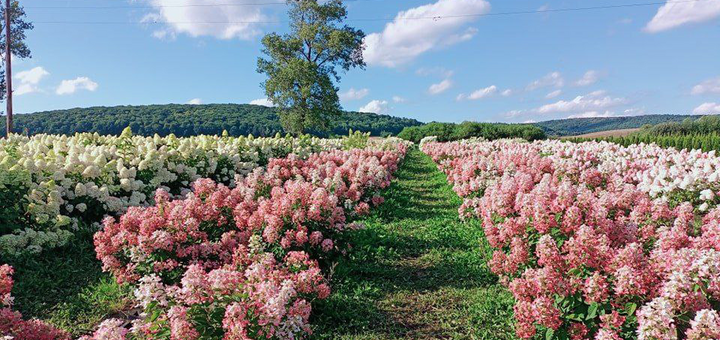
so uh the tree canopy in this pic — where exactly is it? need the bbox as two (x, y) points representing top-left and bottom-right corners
(0, 0), (33, 101)
(257, 0), (365, 135)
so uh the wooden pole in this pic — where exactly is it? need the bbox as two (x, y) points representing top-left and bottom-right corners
(4, 0), (12, 136)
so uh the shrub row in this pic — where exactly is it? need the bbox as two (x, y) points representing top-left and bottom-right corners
(423, 139), (720, 340)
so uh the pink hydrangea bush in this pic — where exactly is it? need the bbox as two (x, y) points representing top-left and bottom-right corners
(90, 144), (407, 340)
(83, 244), (330, 340)
(1, 264), (71, 340)
(95, 147), (405, 285)
(422, 139), (720, 340)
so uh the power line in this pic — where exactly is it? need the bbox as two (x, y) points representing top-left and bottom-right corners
(28, 0), (708, 25)
(24, 0), (381, 9)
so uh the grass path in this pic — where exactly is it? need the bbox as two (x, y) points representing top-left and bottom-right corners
(311, 148), (516, 340)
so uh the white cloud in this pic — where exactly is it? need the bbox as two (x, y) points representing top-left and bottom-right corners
(187, 98), (202, 104)
(645, 0), (720, 33)
(545, 89), (562, 99)
(527, 71), (564, 91)
(567, 111), (616, 119)
(15, 66), (50, 96)
(694, 102), (720, 115)
(428, 79), (453, 95)
(501, 89), (513, 97)
(250, 98), (274, 107)
(363, 0), (491, 67)
(692, 77), (720, 95)
(359, 100), (390, 114)
(574, 70), (601, 87)
(392, 96), (406, 103)
(339, 88), (370, 101)
(141, 0), (268, 40)
(56, 77), (98, 95)
(458, 85), (497, 100)
(523, 119), (537, 123)
(537, 92), (628, 115)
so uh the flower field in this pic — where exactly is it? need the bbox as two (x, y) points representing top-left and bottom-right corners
(1, 132), (409, 340)
(422, 139), (720, 340)
(0, 129), (343, 256)
(5, 132), (720, 340)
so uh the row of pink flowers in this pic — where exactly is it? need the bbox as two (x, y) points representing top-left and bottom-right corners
(422, 139), (720, 340)
(83, 144), (407, 340)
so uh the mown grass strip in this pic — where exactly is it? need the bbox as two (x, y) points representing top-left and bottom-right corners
(312, 148), (516, 340)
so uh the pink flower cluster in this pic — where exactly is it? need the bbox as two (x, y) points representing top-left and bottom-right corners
(91, 145), (406, 340)
(1, 264), (71, 340)
(83, 248), (329, 340)
(422, 140), (720, 340)
(95, 147), (405, 284)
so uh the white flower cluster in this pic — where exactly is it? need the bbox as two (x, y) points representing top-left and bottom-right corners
(0, 131), (343, 256)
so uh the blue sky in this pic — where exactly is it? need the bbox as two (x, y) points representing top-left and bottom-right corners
(10, 0), (720, 123)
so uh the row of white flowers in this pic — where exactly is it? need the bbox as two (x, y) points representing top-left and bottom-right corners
(0, 129), (343, 255)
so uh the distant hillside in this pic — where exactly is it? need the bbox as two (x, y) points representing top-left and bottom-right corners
(0, 104), (422, 137)
(535, 115), (702, 137)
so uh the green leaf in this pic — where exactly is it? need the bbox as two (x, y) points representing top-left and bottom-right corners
(587, 303), (599, 320)
(625, 302), (638, 316)
(546, 327), (556, 340)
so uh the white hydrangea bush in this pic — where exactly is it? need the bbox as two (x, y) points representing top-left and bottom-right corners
(0, 129), (343, 256)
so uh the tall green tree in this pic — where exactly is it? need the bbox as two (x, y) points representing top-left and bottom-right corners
(257, 0), (365, 135)
(0, 0), (33, 101)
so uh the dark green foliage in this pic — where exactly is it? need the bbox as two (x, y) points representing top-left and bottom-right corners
(0, 104), (422, 137)
(536, 114), (703, 136)
(397, 121), (546, 143)
(257, 0), (365, 135)
(569, 132), (720, 153)
(635, 115), (720, 136)
(567, 115), (720, 152)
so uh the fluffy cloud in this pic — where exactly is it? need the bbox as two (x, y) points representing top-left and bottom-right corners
(339, 88), (370, 101)
(392, 96), (406, 103)
(15, 67), (50, 96)
(691, 77), (720, 95)
(501, 89), (513, 97)
(527, 72), (564, 91)
(574, 70), (601, 87)
(250, 98), (274, 107)
(359, 100), (389, 114)
(56, 77), (98, 95)
(537, 92), (628, 114)
(141, 0), (268, 40)
(645, 0), (720, 33)
(187, 98), (202, 104)
(363, 0), (491, 67)
(545, 89), (562, 99)
(458, 85), (498, 101)
(693, 102), (720, 115)
(428, 79), (453, 95)
(506, 91), (629, 118)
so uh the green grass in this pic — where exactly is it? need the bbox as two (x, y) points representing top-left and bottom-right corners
(311, 148), (516, 340)
(6, 229), (133, 336)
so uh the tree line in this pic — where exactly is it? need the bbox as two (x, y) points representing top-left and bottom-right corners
(0, 104), (422, 137)
(397, 121), (547, 143)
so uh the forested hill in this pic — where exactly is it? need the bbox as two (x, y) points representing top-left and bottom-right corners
(1, 104), (422, 137)
(535, 114), (702, 136)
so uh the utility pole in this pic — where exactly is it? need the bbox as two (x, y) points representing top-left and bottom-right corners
(4, 0), (11, 137)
